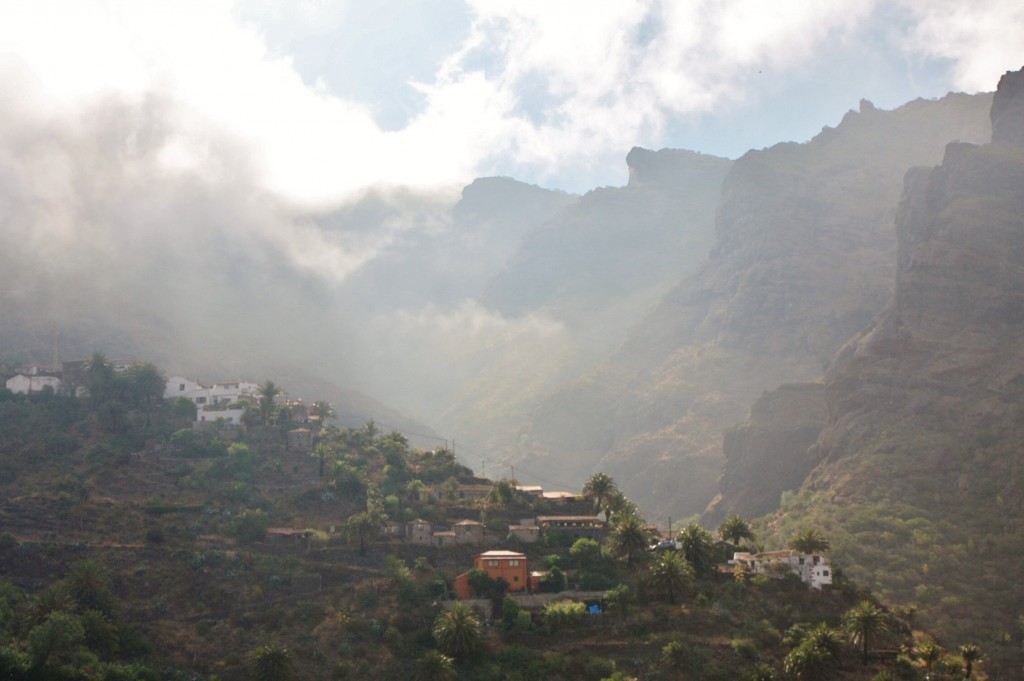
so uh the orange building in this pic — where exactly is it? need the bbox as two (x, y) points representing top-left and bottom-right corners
(453, 550), (528, 599)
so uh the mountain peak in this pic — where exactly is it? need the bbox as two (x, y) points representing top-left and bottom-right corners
(991, 66), (1024, 147)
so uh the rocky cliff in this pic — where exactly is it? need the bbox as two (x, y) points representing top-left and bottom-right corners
(705, 382), (828, 525)
(763, 67), (1024, 676)
(517, 92), (993, 521)
(438, 148), (732, 455)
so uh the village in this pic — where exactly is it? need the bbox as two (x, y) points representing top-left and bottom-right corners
(4, 359), (834, 606)
(0, 356), (979, 681)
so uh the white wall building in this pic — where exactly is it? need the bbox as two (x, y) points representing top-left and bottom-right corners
(731, 550), (833, 589)
(5, 374), (62, 395)
(196, 406), (245, 426)
(164, 376), (206, 401)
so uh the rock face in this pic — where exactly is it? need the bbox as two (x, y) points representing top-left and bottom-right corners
(439, 149), (733, 451)
(705, 383), (827, 525)
(516, 92), (993, 520)
(768, 67), (1024, 676)
(991, 66), (1024, 147)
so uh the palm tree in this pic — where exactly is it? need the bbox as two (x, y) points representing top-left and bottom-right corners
(344, 512), (380, 556)
(647, 551), (694, 604)
(745, 662), (776, 681)
(432, 602), (484, 658)
(251, 643), (292, 681)
(606, 513), (651, 567)
(582, 472), (617, 514)
(676, 523), (717, 577)
(256, 380), (282, 425)
(314, 443), (330, 479)
(413, 651), (457, 681)
(843, 600), (890, 665)
(406, 479), (427, 502)
(718, 515), (756, 548)
(65, 560), (115, 615)
(916, 639), (939, 677)
(788, 527), (830, 554)
(604, 489), (638, 522)
(314, 400), (337, 423)
(959, 643), (982, 678)
(784, 624), (842, 681)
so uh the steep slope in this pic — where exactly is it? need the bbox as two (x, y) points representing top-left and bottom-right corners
(764, 67), (1024, 676)
(705, 382), (828, 525)
(437, 149), (733, 461)
(519, 92), (992, 520)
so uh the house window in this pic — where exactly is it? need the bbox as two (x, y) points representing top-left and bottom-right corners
(513, 576), (519, 582)
(179, 384), (185, 391)
(822, 570), (829, 576)
(509, 560), (520, 566)
(799, 558), (805, 565)
(488, 560), (499, 567)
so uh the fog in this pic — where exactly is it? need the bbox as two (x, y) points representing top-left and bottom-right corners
(0, 84), (583, 442)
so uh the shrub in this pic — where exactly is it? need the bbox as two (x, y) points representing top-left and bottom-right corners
(543, 600), (586, 633)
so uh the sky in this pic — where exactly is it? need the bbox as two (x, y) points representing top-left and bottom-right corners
(2, 0), (1023, 207)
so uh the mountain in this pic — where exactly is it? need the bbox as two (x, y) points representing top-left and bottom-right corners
(435, 149), (733, 468)
(513, 92), (993, 521)
(756, 67), (1024, 676)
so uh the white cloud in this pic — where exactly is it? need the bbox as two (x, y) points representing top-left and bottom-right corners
(1, 0), (1022, 208)
(898, 0), (1024, 91)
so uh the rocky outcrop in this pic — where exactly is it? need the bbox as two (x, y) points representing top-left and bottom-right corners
(704, 383), (827, 525)
(518, 92), (993, 519)
(440, 149), (732, 450)
(768, 68), (1024, 675)
(991, 66), (1024, 147)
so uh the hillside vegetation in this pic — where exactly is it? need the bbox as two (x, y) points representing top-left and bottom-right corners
(0, 359), (988, 680)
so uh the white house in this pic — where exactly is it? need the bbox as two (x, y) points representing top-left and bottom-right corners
(5, 374), (62, 395)
(730, 550), (833, 589)
(196, 406), (245, 426)
(208, 381), (260, 405)
(164, 376), (206, 401)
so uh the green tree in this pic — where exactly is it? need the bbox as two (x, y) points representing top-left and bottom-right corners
(647, 551), (694, 604)
(788, 527), (830, 554)
(314, 400), (337, 423)
(432, 602), (483, 658)
(486, 479), (516, 508)
(256, 380), (282, 425)
(959, 643), (982, 678)
(84, 351), (116, 402)
(784, 623), (843, 681)
(314, 443), (330, 479)
(171, 396), (197, 420)
(413, 651), (457, 681)
(582, 472), (617, 514)
(65, 560), (115, 616)
(718, 515), (756, 548)
(676, 523), (717, 577)
(916, 639), (940, 677)
(97, 400), (129, 434)
(606, 513), (651, 567)
(122, 363), (166, 407)
(231, 509), (270, 544)
(406, 479), (428, 502)
(745, 662), (776, 681)
(345, 511), (380, 556)
(251, 643), (292, 681)
(570, 538), (603, 570)
(843, 600), (890, 665)
(27, 611), (86, 670)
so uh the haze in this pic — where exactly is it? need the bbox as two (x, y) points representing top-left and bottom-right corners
(1, 0), (1023, 496)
